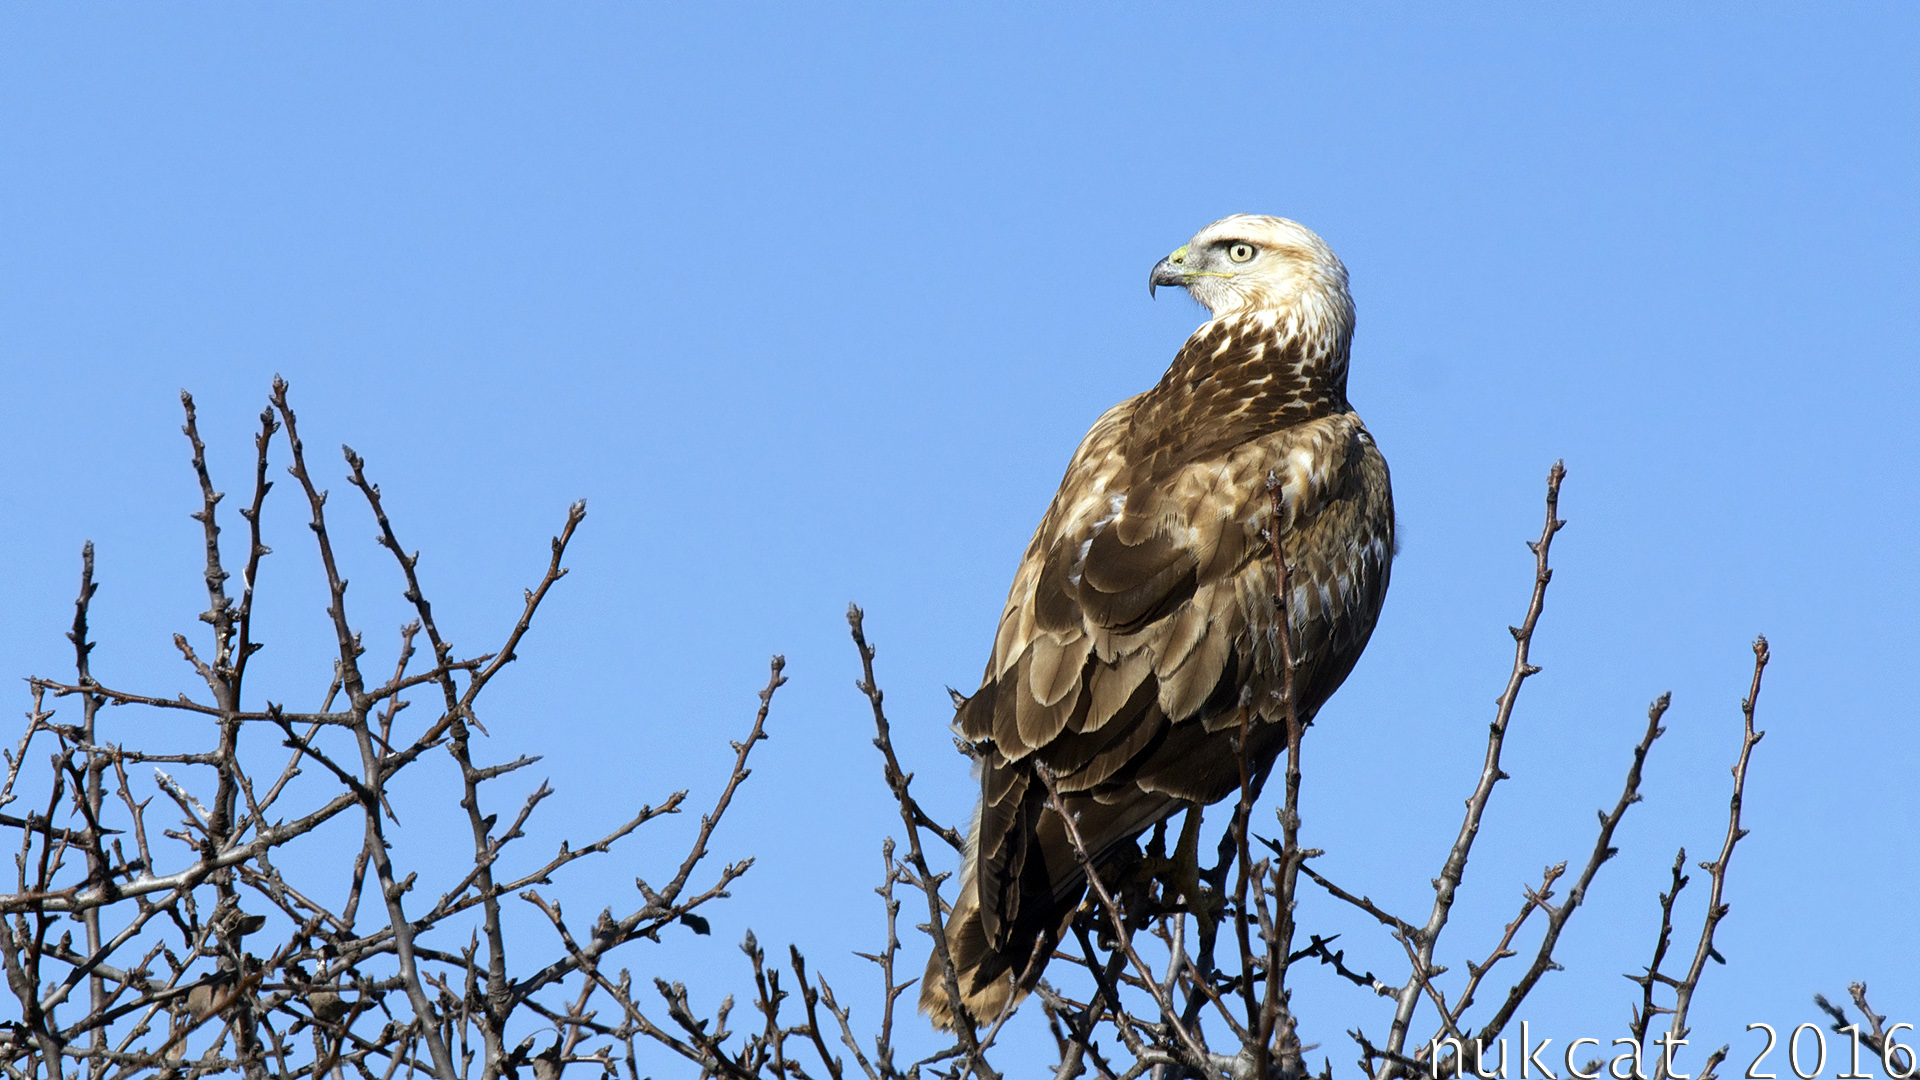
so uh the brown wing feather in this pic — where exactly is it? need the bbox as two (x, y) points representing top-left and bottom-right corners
(924, 310), (1395, 1029)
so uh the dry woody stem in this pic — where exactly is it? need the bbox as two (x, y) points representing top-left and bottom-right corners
(3, 395), (1806, 1080)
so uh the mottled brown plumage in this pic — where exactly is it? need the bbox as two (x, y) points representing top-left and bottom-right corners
(922, 216), (1395, 1030)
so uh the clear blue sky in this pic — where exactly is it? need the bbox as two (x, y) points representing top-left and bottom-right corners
(3, 5), (1915, 1073)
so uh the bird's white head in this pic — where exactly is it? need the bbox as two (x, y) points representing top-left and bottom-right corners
(1149, 215), (1354, 334)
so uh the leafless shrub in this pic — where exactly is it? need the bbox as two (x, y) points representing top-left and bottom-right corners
(4, 382), (773, 1079)
(2, 389), (1847, 1080)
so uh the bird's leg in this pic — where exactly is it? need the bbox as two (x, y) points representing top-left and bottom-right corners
(1145, 818), (1170, 868)
(1132, 819), (1172, 897)
(1131, 807), (1217, 913)
(1131, 807), (1220, 923)
(1168, 804), (1223, 928)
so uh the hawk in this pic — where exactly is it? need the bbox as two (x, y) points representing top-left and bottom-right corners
(922, 215), (1395, 1029)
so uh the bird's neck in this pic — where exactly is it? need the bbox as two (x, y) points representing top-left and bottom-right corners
(1167, 305), (1353, 418)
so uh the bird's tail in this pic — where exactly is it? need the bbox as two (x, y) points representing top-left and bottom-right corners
(917, 778), (1153, 1031)
(919, 871), (1022, 1031)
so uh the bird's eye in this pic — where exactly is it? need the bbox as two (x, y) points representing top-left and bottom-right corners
(1227, 243), (1257, 263)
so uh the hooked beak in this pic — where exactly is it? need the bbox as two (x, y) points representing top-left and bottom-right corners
(1148, 256), (1185, 299)
(1148, 244), (1194, 298)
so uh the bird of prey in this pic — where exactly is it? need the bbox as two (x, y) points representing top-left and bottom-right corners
(921, 215), (1395, 1030)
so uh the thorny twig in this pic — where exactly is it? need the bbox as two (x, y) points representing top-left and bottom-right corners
(0, 388), (1824, 1080)
(1382, 462), (1568, 1075)
(0, 384), (763, 1080)
(1650, 638), (1769, 1080)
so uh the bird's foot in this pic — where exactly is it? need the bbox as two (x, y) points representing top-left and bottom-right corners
(1136, 805), (1222, 927)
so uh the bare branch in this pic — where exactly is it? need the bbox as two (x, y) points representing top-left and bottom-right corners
(1385, 461), (1566, 1073)
(1469, 693), (1674, 1048)
(1652, 638), (1769, 1080)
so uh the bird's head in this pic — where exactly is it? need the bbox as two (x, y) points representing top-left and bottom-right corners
(1149, 215), (1351, 322)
